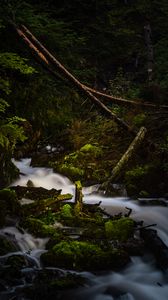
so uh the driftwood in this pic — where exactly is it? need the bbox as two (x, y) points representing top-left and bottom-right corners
(101, 127), (147, 191)
(17, 25), (168, 111)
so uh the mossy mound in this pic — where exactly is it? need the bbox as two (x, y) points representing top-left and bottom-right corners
(0, 188), (21, 227)
(20, 217), (62, 241)
(0, 235), (18, 255)
(50, 143), (106, 184)
(0, 155), (19, 188)
(41, 240), (129, 271)
(105, 217), (134, 241)
(23, 269), (86, 299)
(6, 254), (27, 270)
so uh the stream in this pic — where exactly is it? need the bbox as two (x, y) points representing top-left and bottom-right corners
(1, 158), (168, 299)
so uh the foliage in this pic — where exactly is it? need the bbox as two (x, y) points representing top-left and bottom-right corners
(105, 217), (134, 241)
(0, 99), (27, 152)
(0, 53), (36, 74)
(132, 113), (146, 127)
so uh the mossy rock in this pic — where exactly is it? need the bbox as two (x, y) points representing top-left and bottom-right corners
(41, 240), (129, 271)
(60, 204), (73, 218)
(124, 164), (166, 197)
(23, 270), (86, 299)
(11, 186), (61, 201)
(6, 254), (27, 270)
(0, 155), (19, 188)
(58, 163), (84, 181)
(0, 189), (21, 226)
(0, 235), (18, 255)
(80, 144), (102, 157)
(105, 217), (134, 241)
(51, 143), (103, 184)
(20, 217), (60, 239)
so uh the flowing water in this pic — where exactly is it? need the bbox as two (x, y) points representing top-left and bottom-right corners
(1, 158), (168, 299)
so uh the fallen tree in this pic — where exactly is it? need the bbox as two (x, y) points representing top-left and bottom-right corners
(13, 24), (134, 134)
(100, 126), (147, 192)
(17, 25), (168, 111)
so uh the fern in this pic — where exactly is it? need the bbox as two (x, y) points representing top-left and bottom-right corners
(0, 99), (27, 152)
(0, 53), (37, 75)
(0, 99), (9, 113)
(0, 78), (11, 95)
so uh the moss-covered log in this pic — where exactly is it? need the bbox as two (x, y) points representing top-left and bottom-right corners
(101, 126), (147, 191)
(74, 180), (83, 215)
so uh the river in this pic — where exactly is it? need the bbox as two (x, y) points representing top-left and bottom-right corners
(1, 158), (168, 300)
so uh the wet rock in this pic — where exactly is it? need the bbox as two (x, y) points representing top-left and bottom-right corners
(20, 217), (62, 240)
(138, 198), (168, 206)
(0, 235), (18, 255)
(0, 188), (21, 211)
(140, 228), (168, 270)
(10, 186), (62, 201)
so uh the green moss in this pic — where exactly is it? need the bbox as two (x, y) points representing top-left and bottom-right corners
(133, 113), (146, 127)
(21, 217), (58, 238)
(105, 217), (134, 241)
(41, 241), (104, 270)
(50, 273), (85, 289)
(59, 163), (84, 180)
(80, 144), (102, 157)
(124, 164), (156, 196)
(41, 240), (129, 270)
(60, 204), (73, 218)
(51, 143), (104, 184)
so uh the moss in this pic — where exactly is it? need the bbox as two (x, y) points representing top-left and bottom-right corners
(60, 204), (73, 218)
(0, 236), (17, 255)
(124, 164), (163, 197)
(58, 163), (84, 180)
(41, 240), (129, 271)
(80, 144), (102, 157)
(22, 193), (72, 216)
(0, 155), (19, 188)
(20, 217), (59, 238)
(51, 143), (103, 184)
(0, 189), (21, 224)
(51, 276), (85, 290)
(139, 190), (149, 197)
(133, 113), (146, 127)
(105, 217), (134, 241)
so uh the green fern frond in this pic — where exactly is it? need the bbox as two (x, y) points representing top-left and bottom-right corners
(0, 53), (37, 75)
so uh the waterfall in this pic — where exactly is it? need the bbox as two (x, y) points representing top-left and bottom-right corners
(2, 158), (168, 300)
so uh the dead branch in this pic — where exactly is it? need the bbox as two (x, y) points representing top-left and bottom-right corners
(12, 24), (135, 134)
(84, 86), (168, 110)
(101, 126), (147, 191)
(20, 25), (168, 111)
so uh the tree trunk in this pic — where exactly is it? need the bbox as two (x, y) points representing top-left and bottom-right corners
(144, 22), (154, 82)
